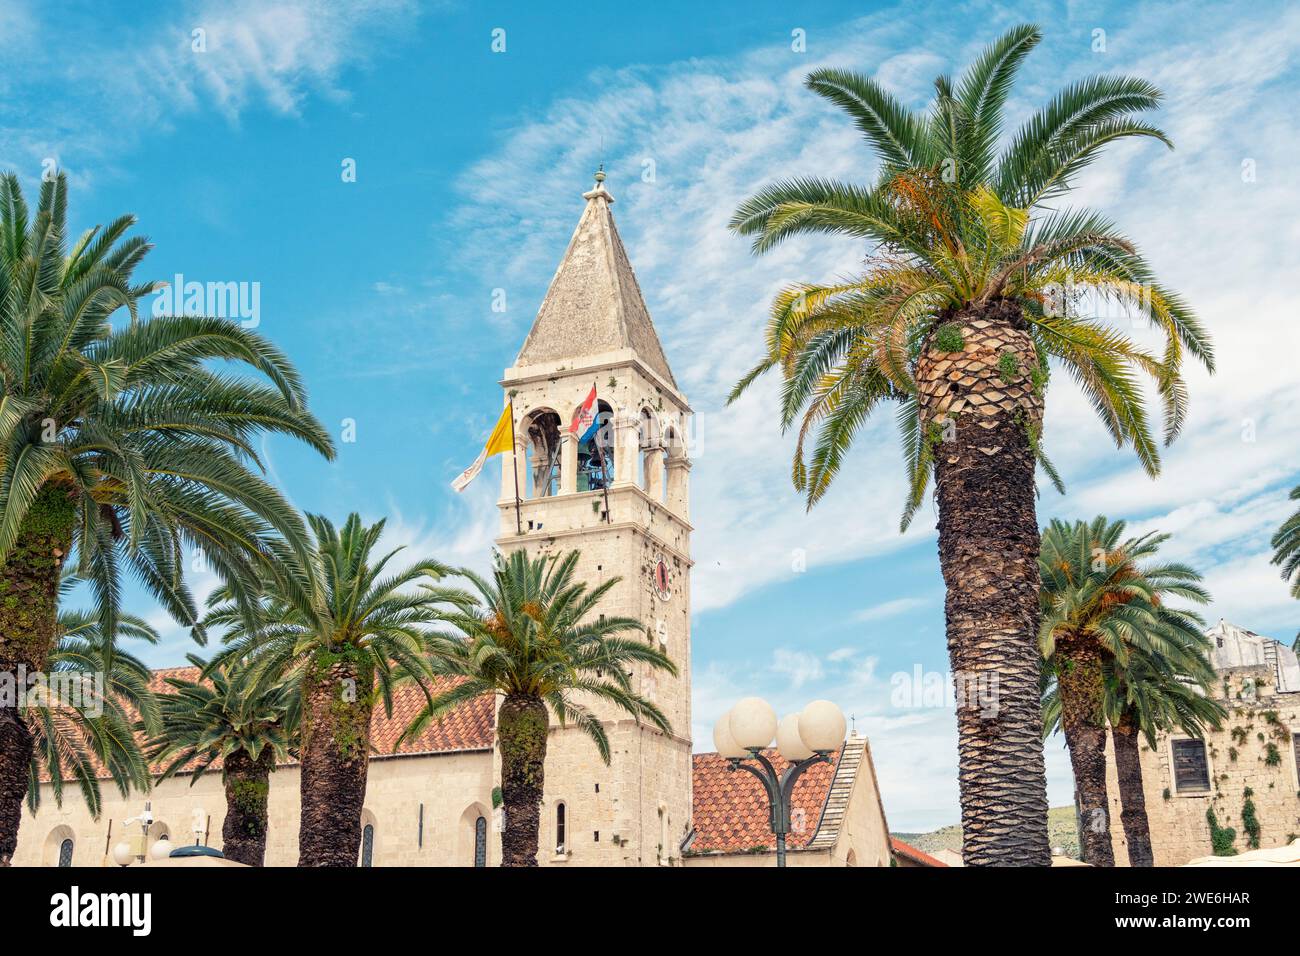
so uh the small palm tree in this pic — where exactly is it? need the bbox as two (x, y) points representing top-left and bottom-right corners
(1270, 484), (1300, 649)
(1103, 639), (1222, 866)
(25, 585), (160, 823)
(212, 514), (450, 867)
(729, 25), (1211, 864)
(149, 655), (297, 867)
(411, 550), (675, 867)
(1038, 516), (1210, 864)
(0, 172), (333, 865)
(1042, 639), (1222, 866)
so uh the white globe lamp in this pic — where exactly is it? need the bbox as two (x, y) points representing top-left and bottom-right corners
(712, 709), (747, 760)
(776, 713), (814, 761)
(799, 699), (847, 753)
(112, 841), (134, 867)
(729, 697), (777, 751)
(150, 837), (173, 861)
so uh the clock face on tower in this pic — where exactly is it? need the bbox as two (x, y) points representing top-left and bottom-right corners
(653, 554), (672, 602)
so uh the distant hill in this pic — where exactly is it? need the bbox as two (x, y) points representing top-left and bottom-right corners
(894, 806), (1081, 861)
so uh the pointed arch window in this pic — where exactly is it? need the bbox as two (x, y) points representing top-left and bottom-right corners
(555, 802), (567, 854)
(57, 839), (74, 868)
(474, 816), (488, 867)
(360, 824), (375, 867)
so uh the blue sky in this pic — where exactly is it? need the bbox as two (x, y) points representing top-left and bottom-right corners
(5, 0), (1299, 830)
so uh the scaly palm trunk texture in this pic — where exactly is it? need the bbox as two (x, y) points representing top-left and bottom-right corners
(1055, 633), (1115, 866)
(222, 748), (276, 867)
(297, 657), (373, 867)
(1111, 710), (1154, 866)
(0, 485), (75, 867)
(918, 300), (1051, 866)
(498, 694), (548, 867)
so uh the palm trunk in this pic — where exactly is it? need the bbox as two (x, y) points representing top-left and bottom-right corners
(497, 694), (548, 867)
(918, 300), (1051, 866)
(0, 485), (75, 867)
(297, 655), (373, 867)
(1112, 710), (1154, 866)
(221, 748), (275, 867)
(1056, 634), (1115, 866)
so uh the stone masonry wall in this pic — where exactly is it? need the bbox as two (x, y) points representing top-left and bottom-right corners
(1105, 667), (1300, 866)
(16, 748), (497, 867)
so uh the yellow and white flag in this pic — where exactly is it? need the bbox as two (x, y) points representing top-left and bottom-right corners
(451, 403), (514, 493)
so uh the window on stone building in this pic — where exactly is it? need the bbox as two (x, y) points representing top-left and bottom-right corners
(474, 816), (487, 867)
(1292, 731), (1300, 786)
(57, 839), (73, 868)
(555, 802), (567, 853)
(1172, 738), (1210, 793)
(360, 824), (374, 867)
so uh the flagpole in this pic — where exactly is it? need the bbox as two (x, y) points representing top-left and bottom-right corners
(600, 385), (612, 524)
(509, 398), (523, 535)
(602, 455), (612, 524)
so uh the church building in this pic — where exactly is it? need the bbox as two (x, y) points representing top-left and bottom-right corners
(13, 174), (894, 868)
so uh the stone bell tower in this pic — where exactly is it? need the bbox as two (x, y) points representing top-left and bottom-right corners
(495, 170), (692, 866)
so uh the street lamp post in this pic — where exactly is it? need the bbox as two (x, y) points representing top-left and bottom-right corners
(114, 800), (154, 866)
(713, 698), (847, 867)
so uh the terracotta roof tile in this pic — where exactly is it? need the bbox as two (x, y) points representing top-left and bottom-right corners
(369, 675), (495, 756)
(688, 748), (840, 854)
(38, 666), (495, 783)
(890, 837), (947, 867)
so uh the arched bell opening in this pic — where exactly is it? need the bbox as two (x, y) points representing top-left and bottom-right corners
(576, 400), (615, 492)
(638, 407), (667, 500)
(663, 424), (688, 513)
(522, 408), (562, 499)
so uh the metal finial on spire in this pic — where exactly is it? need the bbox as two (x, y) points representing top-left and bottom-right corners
(584, 163), (612, 202)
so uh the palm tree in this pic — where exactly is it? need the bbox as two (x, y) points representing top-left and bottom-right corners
(728, 25), (1212, 864)
(212, 514), (450, 867)
(1038, 516), (1210, 864)
(149, 654), (297, 866)
(0, 172), (334, 865)
(1104, 639), (1222, 866)
(25, 585), (161, 823)
(1042, 635), (1222, 866)
(1270, 484), (1300, 649)
(410, 549), (675, 867)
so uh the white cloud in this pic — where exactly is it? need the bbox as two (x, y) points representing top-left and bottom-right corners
(854, 597), (930, 623)
(770, 648), (823, 688)
(0, 0), (419, 176)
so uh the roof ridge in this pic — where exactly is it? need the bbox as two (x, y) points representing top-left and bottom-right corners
(807, 737), (865, 850)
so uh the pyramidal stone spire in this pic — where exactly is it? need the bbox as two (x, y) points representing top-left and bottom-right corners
(514, 169), (676, 387)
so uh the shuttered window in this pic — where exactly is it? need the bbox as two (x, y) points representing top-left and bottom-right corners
(1172, 738), (1210, 793)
